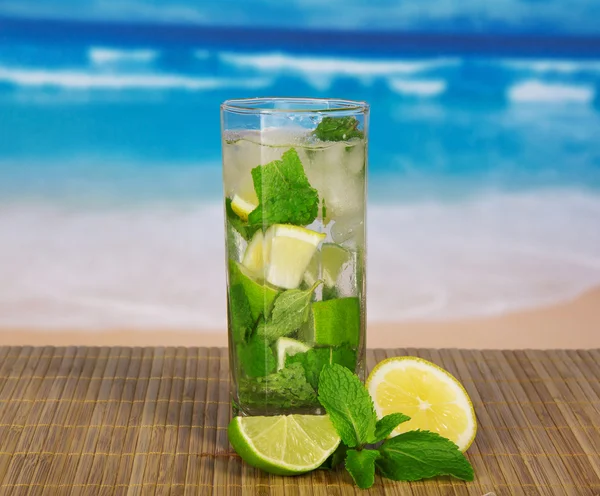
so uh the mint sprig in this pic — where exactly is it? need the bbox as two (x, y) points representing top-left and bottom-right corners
(318, 364), (474, 489)
(317, 363), (376, 448)
(373, 412), (410, 442)
(377, 430), (474, 482)
(248, 148), (319, 229)
(313, 116), (364, 142)
(345, 449), (379, 489)
(256, 281), (321, 342)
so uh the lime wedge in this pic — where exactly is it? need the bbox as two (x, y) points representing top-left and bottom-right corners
(275, 337), (311, 370)
(228, 414), (340, 475)
(305, 297), (361, 347)
(266, 225), (325, 289)
(229, 260), (279, 321)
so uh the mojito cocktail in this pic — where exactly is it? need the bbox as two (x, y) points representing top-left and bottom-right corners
(221, 98), (368, 416)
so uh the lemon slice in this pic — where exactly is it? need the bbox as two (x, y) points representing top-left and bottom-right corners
(275, 337), (311, 370)
(242, 230), (265, 274)
(228, 414), (340, 475)
(367, 356), (477, 452)
(240, 224), (323, 290)
(230, 194), (258, 221)
(241, 225), (324, 289)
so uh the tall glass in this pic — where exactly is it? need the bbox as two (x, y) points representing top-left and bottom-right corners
(221, 98), (368, 416)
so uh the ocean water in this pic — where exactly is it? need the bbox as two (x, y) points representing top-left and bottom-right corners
(1, 33), (600, 329)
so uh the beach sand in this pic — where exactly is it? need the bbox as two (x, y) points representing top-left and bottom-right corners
(1, 287), (598, 349)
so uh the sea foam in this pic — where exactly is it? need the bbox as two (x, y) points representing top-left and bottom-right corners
(508, 80), (595, 104)
(0, 66), (271, 91)
(219, 52), (461, 76)
(89, 47), (158, 65)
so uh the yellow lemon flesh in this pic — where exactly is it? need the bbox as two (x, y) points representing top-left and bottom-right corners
(367, 356), (477, 452)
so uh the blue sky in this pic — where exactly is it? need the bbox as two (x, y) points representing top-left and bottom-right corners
(1, 0), (599, 35)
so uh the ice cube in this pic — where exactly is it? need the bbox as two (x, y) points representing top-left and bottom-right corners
(345, 142), (366, 175)
(331, 212), (365, 245)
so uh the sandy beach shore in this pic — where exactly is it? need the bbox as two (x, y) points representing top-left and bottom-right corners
(1, 287), (598, 349)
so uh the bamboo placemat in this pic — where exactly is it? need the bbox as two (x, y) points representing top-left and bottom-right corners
(0, 347), (598, 495)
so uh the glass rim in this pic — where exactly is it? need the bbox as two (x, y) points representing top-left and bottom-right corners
(221, 97), (369, 115)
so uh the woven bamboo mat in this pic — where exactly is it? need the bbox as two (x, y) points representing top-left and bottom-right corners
(0, 347), (598, 495)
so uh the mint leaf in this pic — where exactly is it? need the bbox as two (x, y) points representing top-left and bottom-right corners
(346, 449), (379, 489)
(238, 336), (276, 378)
(377, 430), (474, 482)
(318, 364), (376, 448)
(238, 362), (318, 409)
(313, 116), (364, 142)
(371, 413), (411, 443)
(225, 197), (249, 239)
(248, 148), (319, 228)
(287, 347), (357, 389)
(228, 284), (254, 343)
(257, 281), (321, 342)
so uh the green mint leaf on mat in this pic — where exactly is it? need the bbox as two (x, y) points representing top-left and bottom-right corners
(376, 430), (474, 482)
(238, 336), (276, 378)
(248, 148), (319, 228)
(238, 362), (318, 409)
(313, 116), (364, 142)
(318, 364), (376, 448)
(345, 449), (380, 489)
(371, 412), (411, 443)
(257, 281), (321, 342)
(225, 197), (249, 239)
(287, 347), (357, 390)
(228, 284), (254, 343)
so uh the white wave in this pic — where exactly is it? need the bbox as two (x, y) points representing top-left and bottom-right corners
(1, 189), (600, 328)
(89, 47), (158, 65)
(219, 51), (461, 77)
(508, 80), (595, 104)
(0, 66), (271, 91)
(388, 78), (447, 97)
(500, 58), (600, 74)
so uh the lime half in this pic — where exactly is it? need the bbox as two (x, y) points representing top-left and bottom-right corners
(275, 337), (311, 370)
(228, 414), (340, 475)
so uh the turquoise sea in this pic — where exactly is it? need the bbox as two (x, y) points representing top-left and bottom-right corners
(1, 14), (600, 329)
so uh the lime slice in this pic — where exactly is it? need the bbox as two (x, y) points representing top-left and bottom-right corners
(367, 356), (477, 452)
(304, 297), (361, 347)
(265, 225), (325, 289)
(228, 414), (340, 475)
(229, 260), (279, 321)
(275, 337), (311, 370)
